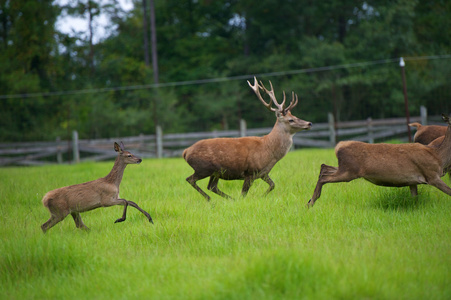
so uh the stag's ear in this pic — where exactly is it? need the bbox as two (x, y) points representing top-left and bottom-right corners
(442, 114), (450, 124)
(114, 142), (122, 153)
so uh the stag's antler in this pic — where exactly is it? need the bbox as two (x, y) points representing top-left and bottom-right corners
(247, 77), (276, 112)
(247, 76), (298, 115)
(284, 92), (298, 114)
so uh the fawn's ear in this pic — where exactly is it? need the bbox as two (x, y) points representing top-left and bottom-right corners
(120, 141), (125, 151)
(442, 114), (450, 125)
(114, 142), (122, 153)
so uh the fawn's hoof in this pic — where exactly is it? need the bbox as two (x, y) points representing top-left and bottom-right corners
(114, 218), (125, 223)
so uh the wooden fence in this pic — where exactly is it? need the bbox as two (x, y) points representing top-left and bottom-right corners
(0, 107), (442, 167)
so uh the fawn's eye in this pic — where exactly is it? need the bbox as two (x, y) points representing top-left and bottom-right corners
(128, 155), (132, 157)
(289, 119), (295, 123)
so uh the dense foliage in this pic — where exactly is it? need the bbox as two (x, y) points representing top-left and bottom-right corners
(0, 0), (450, 142)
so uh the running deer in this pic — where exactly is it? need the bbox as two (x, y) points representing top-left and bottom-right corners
(409, 122), (447, 145)
(183, 77), (312, 200)
(41, 142), (153, 233)
(307, 114), (451, 207)
(409, 122), (450, 178)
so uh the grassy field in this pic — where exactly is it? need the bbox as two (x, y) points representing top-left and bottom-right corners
(1, 148), (450, 299)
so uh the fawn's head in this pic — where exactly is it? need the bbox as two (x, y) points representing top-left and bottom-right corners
(114, 142), (142, 164)
(247, 77), (312, 134)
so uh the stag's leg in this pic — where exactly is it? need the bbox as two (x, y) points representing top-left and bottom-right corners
(207, 176), (232, 199)
(261, 175), (275, 195)
(126, 200), (153, 224)
(241, 177), (255, 197)
(307, 164), (359, 207)
(71, 212), (90, 230)
(186, 174), (211, 201)
(409, 185), (418, 197)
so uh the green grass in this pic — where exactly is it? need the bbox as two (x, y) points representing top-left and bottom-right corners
(1, 149), (450, 299)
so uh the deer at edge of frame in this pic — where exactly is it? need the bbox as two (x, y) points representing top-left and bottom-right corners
(307, 114), (451, 207)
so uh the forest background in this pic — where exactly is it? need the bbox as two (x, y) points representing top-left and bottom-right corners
(0, 0), (450, 142)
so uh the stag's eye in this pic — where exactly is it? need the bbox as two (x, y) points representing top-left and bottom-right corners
(288, 119), (295, 123)
(127, 155), (132, 158)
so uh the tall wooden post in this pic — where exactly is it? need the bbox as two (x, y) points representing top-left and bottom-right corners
(240, 119), (247, 137)
(72, 130), (80, 164)
(400, 57), (412, 142)
(328, 112), (336, 147)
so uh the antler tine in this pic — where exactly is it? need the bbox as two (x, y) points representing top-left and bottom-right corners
(260, 80), (284, 112)
(281, 90), (287, 110)
(284, 91), (299, 114)
(247, 76), (276, 112)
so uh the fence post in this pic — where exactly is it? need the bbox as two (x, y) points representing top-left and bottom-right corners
(156, 125), (163, 158)
(420, 105), (427, 125)
(240, 119), (247, 137)
(72, 130), (80, 164)
(328, 112), (336, 147)
(56, 136), (63, 164)
(367, 117), (374, 144)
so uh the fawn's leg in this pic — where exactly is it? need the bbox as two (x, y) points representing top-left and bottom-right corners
(71, 212), (90, 231)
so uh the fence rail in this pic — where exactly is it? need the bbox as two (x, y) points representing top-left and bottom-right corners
(0, 107), (443, 167)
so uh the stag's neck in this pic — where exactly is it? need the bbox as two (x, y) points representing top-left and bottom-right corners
(265, 120), (294, 159)
(437, 124), (451, 169)
(104, 157), (126, 187)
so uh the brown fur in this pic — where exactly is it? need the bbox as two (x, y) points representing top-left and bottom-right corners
(410, 122), (450, 178)
(409, 122), (447, 145)
(184, 77), (312, 200)
(41, 142), (153, 233)
(308, 115), (451, 207)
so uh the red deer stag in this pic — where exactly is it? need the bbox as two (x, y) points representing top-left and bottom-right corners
(183, 77), (312, 200)
(41, 142), (153, 233)
(307, 115), (451, 207)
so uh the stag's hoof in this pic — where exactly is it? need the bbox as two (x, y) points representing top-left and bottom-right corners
(148, 217), (154, 224)
(114, 218), (125, 223)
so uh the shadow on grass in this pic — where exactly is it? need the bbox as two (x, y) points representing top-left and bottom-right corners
(371, 188), (431, 211)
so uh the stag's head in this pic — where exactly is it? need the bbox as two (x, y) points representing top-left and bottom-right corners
(114, 142), (142, 164)
(247, 76), (312, 134)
